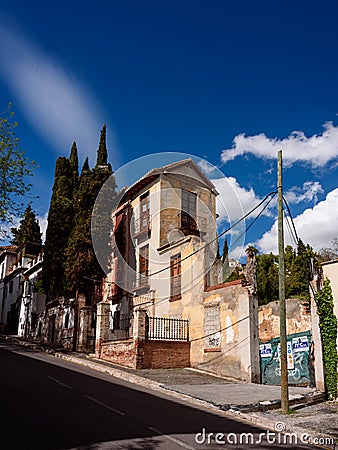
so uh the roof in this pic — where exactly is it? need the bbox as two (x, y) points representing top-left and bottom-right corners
(322, 259), (338, 267)
(0, 245), (18, 253)
(123, 158), (218, 199)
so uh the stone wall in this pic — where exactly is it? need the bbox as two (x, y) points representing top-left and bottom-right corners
(259, 298), (311, 343)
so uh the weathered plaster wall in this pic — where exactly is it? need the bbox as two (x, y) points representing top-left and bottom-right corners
(195, 281), (259, 382)
(259, 298), (311, 343)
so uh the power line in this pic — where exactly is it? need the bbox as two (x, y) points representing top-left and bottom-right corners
(282, 196), (299, 244)
(94, 190), (277, 286)
(149, 191), (277, 278)
(227, 192), (277, 253)
(284, 210), (298, 248)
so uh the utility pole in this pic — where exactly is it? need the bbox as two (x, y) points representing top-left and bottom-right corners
(278, 150), (289, 412)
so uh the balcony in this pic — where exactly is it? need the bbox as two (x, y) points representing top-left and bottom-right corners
(132, 215), (151, 238)
(132, 273), (150, 292)
(177, 212), (207, 236)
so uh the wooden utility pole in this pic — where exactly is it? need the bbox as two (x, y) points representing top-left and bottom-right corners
(278, 150), (289, 412)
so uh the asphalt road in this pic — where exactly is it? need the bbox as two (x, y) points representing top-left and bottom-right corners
(0, 342), (317, 449)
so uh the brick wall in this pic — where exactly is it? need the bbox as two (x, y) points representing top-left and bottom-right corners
(100, 339), (137, 368)
(143, 340), (190, 369)
(99, 339), (190, 369)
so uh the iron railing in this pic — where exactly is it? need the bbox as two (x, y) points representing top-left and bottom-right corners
(177, 212), (207, 233)
(147, 316), (189, 341)
(133, 274), (150, 290)
(132, 215), (152, 236)
(110, 315), (131, 341)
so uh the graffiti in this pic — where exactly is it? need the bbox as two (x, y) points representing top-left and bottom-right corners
(260, 331), (311, 386)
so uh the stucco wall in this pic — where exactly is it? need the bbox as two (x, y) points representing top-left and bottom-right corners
(259, 298), (312, 343)
(192, 281), (259, 382)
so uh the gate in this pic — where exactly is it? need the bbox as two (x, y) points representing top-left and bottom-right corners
(260, 330), (314, 386)
(147, 317), (189, 341)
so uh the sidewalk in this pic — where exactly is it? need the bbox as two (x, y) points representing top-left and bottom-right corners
(2, 335), (337, 449)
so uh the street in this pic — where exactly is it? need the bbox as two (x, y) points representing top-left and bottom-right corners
(0, 342), (317, 449)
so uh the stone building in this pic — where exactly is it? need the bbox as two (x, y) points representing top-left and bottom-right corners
(95, 159), (260, 382)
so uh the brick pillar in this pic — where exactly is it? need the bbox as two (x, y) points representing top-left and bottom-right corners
(95, 302), (111, 357)
(77, 306), (91, 352)
(133, 308), (147, 368)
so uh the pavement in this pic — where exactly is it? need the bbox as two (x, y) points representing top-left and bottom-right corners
(2, 334), (337, 449)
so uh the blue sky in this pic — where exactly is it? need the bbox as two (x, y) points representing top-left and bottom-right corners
(1, 1), (338, 256)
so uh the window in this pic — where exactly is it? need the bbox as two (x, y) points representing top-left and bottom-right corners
(181, 190), (197, 230)
(138, 245), (149, 287)
(170, 254), (181, 301)
(64, 312), (69, 329)
(9, 280), (13, 294)
(140, 192), (150, 231)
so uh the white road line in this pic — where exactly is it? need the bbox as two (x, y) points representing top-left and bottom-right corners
(83, 394), (125, 416)
(45, 375), (72, 389)
(148, 426), (197, 449)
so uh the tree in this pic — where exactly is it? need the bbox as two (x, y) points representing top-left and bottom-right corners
(318, 238), (338, 262)
(96, 123), (108, 167)
(286, 239), (316, 301)
(43, 156), (75, 299)
(256, 252), (279, 305)
(69, 141), (79, 188)
(0, 104), (36, 238)
(64, 126), (115, 303)
(10, 205), (42, 245)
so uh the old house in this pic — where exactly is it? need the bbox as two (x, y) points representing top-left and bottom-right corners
(0, 243), (43, 335)
(95, 159), (260, 382)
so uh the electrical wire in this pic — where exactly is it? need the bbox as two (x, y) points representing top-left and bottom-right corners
(282, 196), (299, 243)
(227, 192), (277, 253)
(86, 191), (277, 286)
(148, 191), (277, 278)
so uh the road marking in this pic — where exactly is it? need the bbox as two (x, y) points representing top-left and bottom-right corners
(45, 375), (72, 389)
(83, 394), (125, 416)
(148, 426), (196, 449)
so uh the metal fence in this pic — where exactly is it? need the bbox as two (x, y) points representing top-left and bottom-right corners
(110, 314), (131, 341)
(147, 316), (189, 341)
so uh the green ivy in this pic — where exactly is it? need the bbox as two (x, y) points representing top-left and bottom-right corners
(315, 279), (338, 399)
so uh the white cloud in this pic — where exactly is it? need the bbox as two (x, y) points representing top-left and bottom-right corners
(285, 181), (324, 205)
(257, 188), (338, 253)
(213, 176), (273, 223)
(221, 122), (338, 167)
(0, 17), (116, 164)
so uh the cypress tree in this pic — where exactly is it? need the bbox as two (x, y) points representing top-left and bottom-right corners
(96, 124), (108, 167)
(43, 157), (75, 299)
(11, 205), (42, 245)
(64, 126), (115, 303)
(69, 141), (79, 187)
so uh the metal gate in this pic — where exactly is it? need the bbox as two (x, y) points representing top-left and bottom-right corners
(260, 330), (314, 386)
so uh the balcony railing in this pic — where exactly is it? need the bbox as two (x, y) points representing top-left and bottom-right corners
(132, 291), (154, 308)
(177, 212), (207, 234)
(132, 215), (151, 236)
(133, 273), (150, 290)
(147, 316), (189, 341)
